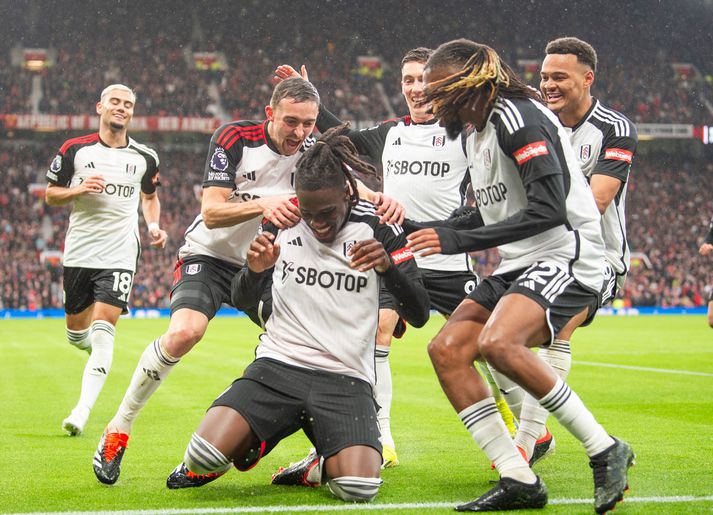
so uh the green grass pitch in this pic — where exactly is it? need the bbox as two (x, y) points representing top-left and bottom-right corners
(1, 315), (712, 514)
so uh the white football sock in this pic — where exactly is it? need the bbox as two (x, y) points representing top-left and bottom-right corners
(108, 337), (179, 433)
(539, 377), (614, 457)
(487, 363), (525, 419)
(459, 398), (536, 484)
(67, 328), (91, 352)
(374, 345), (394, 448)
(515, 340), (572, 458)
(76, 320), (115, 413)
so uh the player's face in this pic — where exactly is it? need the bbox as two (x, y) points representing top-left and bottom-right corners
(266, 99), (318, 156)
(540, 53), (593, 117)
(96, 89), (135, 131)
(423, 64), (477, 139)
(401, 60), (431, 122)
(298, 185), (350, 244)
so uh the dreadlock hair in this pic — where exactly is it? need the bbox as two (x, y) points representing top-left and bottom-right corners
(423, 39), (543, 133)
(295, 124), (379, 206)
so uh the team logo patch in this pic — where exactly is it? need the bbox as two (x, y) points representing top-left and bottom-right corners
(50, 155), (62, 173)
(210, 146), (229, 172)
(126, 164), (137, 175)
(513, 141), (549, 165)
(185, 264), (202, 275)
(579, 144), (591, 161)
(390, 246), (414, 264)
(483, 149), (492, 168)
(432, 135), (446, 148)
(343, 240), (357, 257)
(604, 148), (633, 164)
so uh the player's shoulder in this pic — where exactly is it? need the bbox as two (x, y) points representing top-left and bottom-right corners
(349, 200), (405, 239)
(491, 97), (555, 135)
(589, 99), (637, 140)
(59, 132), (100, 154)
(214, 120), (267, 150)
(128, 137), (159, 163)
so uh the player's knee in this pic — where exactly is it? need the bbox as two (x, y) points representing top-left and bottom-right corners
(427, 333), (464, 372)
(163, 325), (204, 356)
(328, 476), (382, 502)
(478, 332), (509, 365)
(184, 433), (231, 475)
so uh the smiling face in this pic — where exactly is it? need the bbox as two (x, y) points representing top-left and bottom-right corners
(96, 88), (135, 132)
(401, 60), (431, 123)
(265, 98), (318, 156)
(297, 185), (350, 244)
(540, 53), (594, 126)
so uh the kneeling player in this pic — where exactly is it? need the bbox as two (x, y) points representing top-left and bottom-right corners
(166, 125), (430, 502)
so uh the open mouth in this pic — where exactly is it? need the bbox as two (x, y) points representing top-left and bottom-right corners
(284, 139), (301, 152)
(545, 92), (563, 103)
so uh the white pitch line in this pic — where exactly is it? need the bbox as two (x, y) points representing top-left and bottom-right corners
(7, 495), (713, 515)
(574, 360), (713, 377)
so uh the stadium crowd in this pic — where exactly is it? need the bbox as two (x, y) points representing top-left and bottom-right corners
(1, 1), (711, 124)
(1, 143), (711, 311)
(1, 0), (712, 311)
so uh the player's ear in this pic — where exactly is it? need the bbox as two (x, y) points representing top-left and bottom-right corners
(96, 101), (103, 116)
(583, 70), (595, 89)
(265, 105), (274, 121)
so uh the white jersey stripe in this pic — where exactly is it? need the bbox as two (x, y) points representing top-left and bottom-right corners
(503, 99), (525, 128)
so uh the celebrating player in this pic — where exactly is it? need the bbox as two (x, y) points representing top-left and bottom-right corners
(273, 49), (514, 470)
(698, 213), (713, 327)
(46, 84), (167, 436)
(164, 125), (429, 503)
(406, 39), (634, 513)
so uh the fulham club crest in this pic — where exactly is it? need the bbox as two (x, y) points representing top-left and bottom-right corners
(185, 263), (202, 275)
(432, 135), (446, 149)
(579, 144), (591, 161)
(483, 149), (492, 168)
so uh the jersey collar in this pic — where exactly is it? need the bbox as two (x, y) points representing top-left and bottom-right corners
(570, 98), (598, 132)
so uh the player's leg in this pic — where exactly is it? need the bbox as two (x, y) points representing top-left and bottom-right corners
(324, 446), (383, 502)
(429, 275), (547, 512)
(95, 257), (230, 484)
(374, 307), (399, 467)
(707, 296), (713, 328)
(481, 266), (633, 513)
(63, 267), (93, 353)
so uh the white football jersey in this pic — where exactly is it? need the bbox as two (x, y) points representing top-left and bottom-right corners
(256, 201), (420, 385)
(568, 99), (637, 283)
(466, 98), (605, 291)
(46, 133), (160, 271)
(179, 121), (314, 266)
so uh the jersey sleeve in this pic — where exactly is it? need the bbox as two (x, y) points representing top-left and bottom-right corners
(46, 146), (77, 187)
(499, 123), (563, 186)
(373, 222), (430, 328)
(704, 214), (713, 244)
(317, 105), (392, 161)
(140, 152), (160, 194)
(592, 125), (638, 183)
(202, 123), (246, 188)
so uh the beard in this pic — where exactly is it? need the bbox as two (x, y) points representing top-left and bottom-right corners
(109, 121), (125, 130)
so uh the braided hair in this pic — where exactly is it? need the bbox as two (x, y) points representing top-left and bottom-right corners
(423, 39), (542, 133)
(295, 124), (379, 205)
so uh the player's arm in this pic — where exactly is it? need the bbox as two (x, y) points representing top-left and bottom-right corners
(408, 126), (567, 255)
(230, 228), (279, 316)
(350, 226), (430, 328)
(590, 128), (637, 214)
(699, 214), (713, 256)
(139, 155), (167, 248)
(45, 147), (105, 206)
(201, 187), (300, 229)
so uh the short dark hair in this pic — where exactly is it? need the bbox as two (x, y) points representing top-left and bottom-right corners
(401, 47), (433, 67)
(545, 37), (598, 72)
(270, 77), (320, 107)
(296, 124), (379, 204)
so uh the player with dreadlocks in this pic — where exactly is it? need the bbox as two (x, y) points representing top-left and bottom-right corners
(406, 39), (634, 513)
(165, 125), (429, 503)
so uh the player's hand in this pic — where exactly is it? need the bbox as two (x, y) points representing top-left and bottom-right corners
(406, 228), (442, 257)
(348, 238), (391, 273)
(149, 226), (168, 249)
(247, 232), (280, 273)
(257, 195), (301, 228)
(373, 192), (405, 225)
(273, 64), (309, 83)
(76, 174), (105, 195)
(699, 243), (713, 256)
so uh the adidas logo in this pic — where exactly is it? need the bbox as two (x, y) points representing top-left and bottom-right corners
(287, 236), (303, 246)
(85, 162), (96, 169)
(243, 171), (256, 181)
(392, 137), (401, 146)
(143, 368), (161, 381)
(92, 367), (107, 375)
